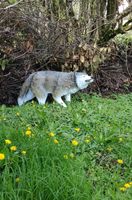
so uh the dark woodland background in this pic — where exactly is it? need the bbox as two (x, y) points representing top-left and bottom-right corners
(0, 0), (132, 105)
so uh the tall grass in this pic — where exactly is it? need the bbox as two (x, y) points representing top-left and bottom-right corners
(0, 94), (132, 200)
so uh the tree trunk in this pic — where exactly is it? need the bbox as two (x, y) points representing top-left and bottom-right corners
(107, 0), (118, 20)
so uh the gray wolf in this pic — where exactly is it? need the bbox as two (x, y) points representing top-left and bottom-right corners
(18, 71), (93, 107)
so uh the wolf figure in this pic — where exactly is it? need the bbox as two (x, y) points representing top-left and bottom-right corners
(18, 71), (93, 107)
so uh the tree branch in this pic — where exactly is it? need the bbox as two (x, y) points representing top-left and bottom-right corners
(0, 0), (23, 11)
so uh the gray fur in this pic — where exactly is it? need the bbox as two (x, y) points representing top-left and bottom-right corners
(18, 71), (93, 107)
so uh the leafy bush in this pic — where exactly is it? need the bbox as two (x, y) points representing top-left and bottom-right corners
(114, 32), (132, 47)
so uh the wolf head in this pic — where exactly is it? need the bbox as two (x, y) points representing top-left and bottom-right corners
(75, 72), (93, 90)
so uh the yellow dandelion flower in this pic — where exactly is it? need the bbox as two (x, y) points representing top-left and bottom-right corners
(10, 146), (17, 151)
(25, 130), (32, 137)
(119, 138), (123, 142)
(71, 139), (79, 146)
(85, 139), (91, 143)
(63, 154), (68, 159)
(53, 139), (59, 144)
(117, 159), (123, 164)
(16, 112), (20, 116)
(21, 150), (26, 155)
(31, 100), (35, 104)
(69, 153), (75, 158)
(0, 153), (5, 160)
(82, 108), (86, 112)
(119, 187), (127, 192)
(15, 177), (20, 182)
(74, 128), (80, 132)
(107, 147), (113, 152)
(49, 132), (55, 137)
(124, 183), (131, 188)
(5, 139), (12, 145)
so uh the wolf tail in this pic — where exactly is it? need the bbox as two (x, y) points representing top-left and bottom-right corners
(18, 73), (35, 106)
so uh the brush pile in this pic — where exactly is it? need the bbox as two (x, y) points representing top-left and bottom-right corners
(0, 2), (131, 105)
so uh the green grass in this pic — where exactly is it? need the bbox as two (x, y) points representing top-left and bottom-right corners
(0, 93), (132, 200)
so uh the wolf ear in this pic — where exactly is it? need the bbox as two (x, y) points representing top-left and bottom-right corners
(82, 69), (87, 74)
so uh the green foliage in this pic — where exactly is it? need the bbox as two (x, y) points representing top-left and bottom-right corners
(0, 58), (9, 71)
(114, 32), (132, 47)
(8, 0), (17, 4)
(0, 94), (132, 200)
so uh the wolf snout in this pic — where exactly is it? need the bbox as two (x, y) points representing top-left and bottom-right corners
(85, 78), (93, 83)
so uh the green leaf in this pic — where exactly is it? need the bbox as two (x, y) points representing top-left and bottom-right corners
(8, 0), (17, 4)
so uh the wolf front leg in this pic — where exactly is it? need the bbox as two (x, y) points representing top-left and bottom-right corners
(53, 96), (67, 107)
(64, 94), (71, 102)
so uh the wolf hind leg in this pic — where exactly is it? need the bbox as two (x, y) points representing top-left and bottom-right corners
(53, 95), (67, 107)
(36, 93), (48, 105)
(18, 89), (34, 106)
(32, 84), (48, 105)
